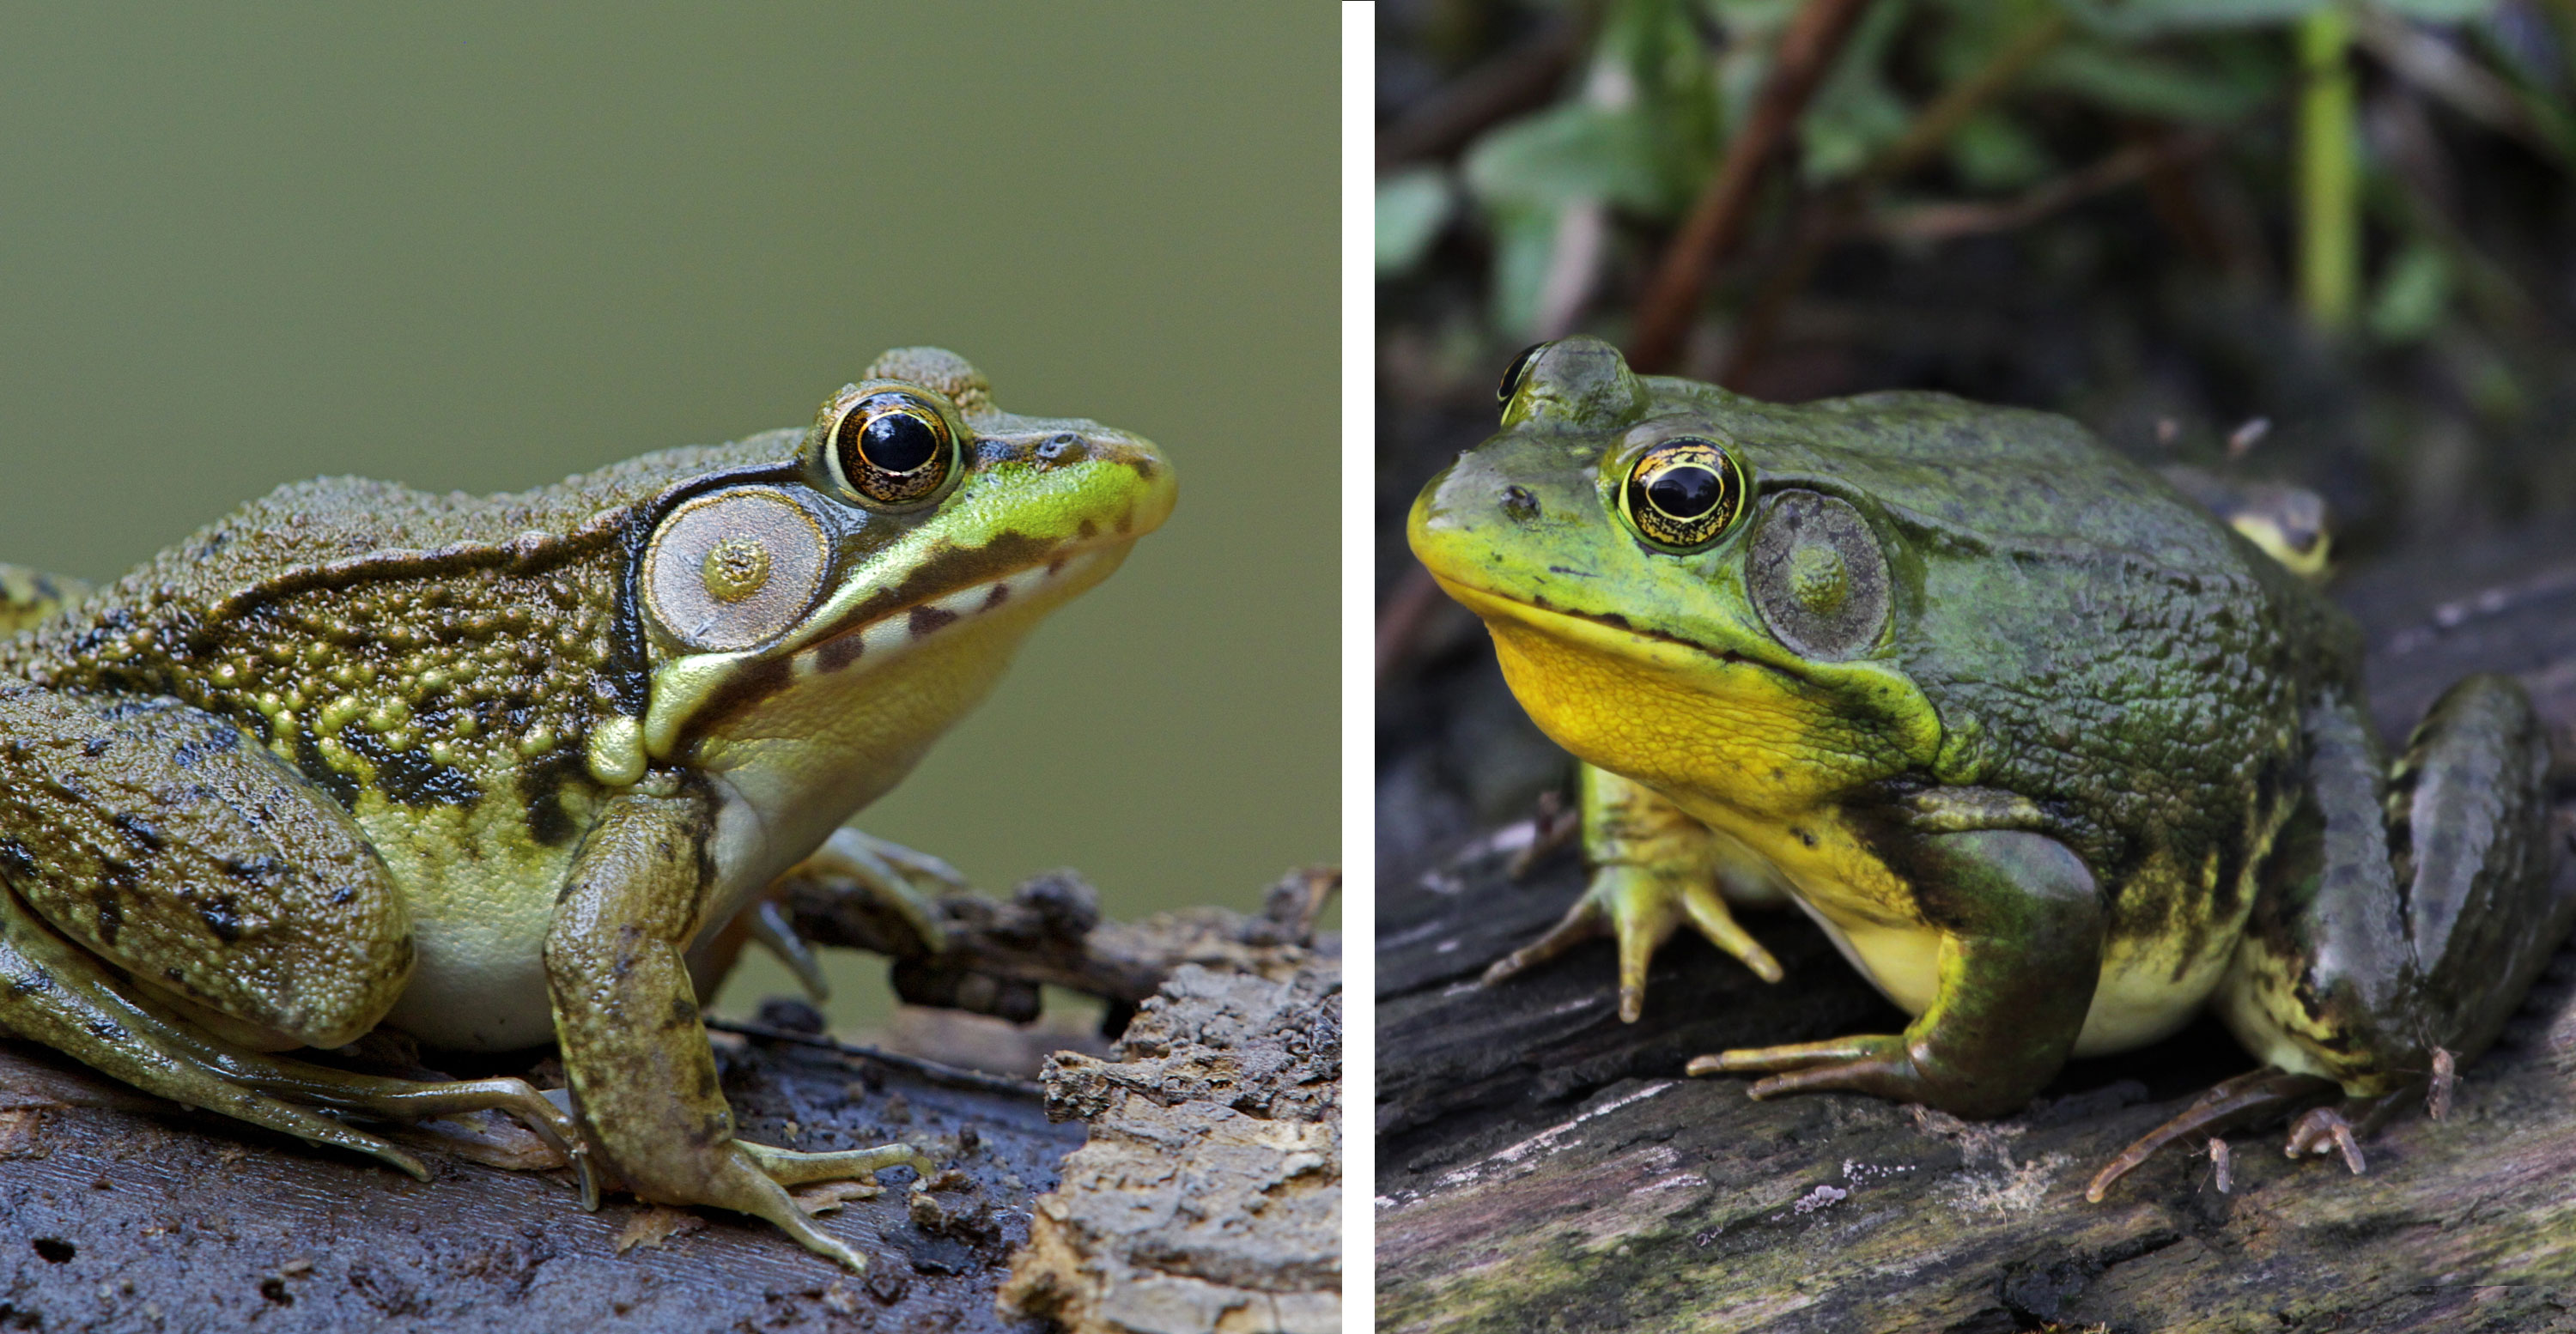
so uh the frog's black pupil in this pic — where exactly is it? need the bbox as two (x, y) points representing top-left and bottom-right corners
(1498, 343), (1544, 406)
(1648, 465), (1722, 518)
(862, 413), (939, 473)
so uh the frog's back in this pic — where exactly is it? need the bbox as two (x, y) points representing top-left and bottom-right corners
(0, 434), (799, 684)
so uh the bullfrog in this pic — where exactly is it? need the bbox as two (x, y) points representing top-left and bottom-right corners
(1410, 336), (2570, 1193)
(0, 347), (1174, 1268)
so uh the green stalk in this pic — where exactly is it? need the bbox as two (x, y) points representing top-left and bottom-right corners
(2298, 5), (2359, 331)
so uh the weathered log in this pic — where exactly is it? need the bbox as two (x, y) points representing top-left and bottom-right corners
(1376, 525), (2576, 1332)
(0, 876), (1340, 1332)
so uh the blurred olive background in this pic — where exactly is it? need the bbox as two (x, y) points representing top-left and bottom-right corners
(0, 4), (1336, 1031)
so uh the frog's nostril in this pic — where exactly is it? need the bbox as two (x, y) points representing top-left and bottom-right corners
(1036, 434), (1084, 464)
(1501, 485), (1540, 521)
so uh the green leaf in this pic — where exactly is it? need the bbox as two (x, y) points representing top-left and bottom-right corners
(2055, 0), (2502, 38)
(2366, 242), (2451, 342)
(2056, 0), (2327, 38)
(1463, 101), (1666, 215)
(1376, 169), (1456, 277)
(1486, 204), (1566, 337)
(1948, 109), (2057, 189)
(2031, 39), (2272, 119)
(1800, 0), (1917, 183)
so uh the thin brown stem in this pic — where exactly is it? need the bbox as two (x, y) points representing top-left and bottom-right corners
(1627, 0), (1875, 373)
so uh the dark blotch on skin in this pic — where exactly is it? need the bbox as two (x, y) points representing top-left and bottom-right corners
(0, 839), (38, 882)
(93, 892), (122, 947)
(197, 894), (244, 943)
(667, 995), (698, 1029)
(909, 605), (959, 639)
(173, 724), (240, 771)
(109, 813), (164, 851)
(340, 728), (481, 809)
(293, 730), (362, 810)
(817, 633), (865, 674)
(983, 583), (1010, 610)
(521, 747), (591, 848)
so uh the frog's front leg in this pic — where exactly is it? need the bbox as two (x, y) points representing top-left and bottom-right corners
(1483, 765), (1787, 1022)
(2093, 677), (2568, 1198)
(547, 785), (935, 1271)
(1696, 828), (2104, 1119)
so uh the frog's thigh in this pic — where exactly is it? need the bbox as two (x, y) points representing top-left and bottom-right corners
(548, 789), (929, 1272)
(0, 882), (429, 1178)
(0, 690), (410, 1049)
(2221, 681), (2567, 1089)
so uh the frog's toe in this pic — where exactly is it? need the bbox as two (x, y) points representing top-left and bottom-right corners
(799, 828), (958, 955)
(738, 1138), (939, 1189)
(1692, 1034), (1917, 1101)
(2285, 1106), (2367, 1173)
(1479, 893), (1608, 988)
(1675, 882), (1783, 984)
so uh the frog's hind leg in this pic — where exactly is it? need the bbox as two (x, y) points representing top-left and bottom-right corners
(2099, 678), (2569, 1199)
(0, 887), (429, 1179)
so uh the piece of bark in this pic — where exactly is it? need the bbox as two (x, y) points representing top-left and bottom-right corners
(1377, 525), (2576, 1331)
(1002, 961), (1343, 1334)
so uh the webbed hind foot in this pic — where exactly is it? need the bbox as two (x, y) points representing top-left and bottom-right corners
(2086, 1059), (2448, 1201)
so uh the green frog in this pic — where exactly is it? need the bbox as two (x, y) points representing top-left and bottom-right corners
(1410, 336), (2569, 1193)
(0, 347), (1174, 1268)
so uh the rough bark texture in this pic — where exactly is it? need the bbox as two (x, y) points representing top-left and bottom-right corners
(1377, 526), (2576, 1334)
(0, 877), (1340, 1333)
(1001, 961), (1343, 1334)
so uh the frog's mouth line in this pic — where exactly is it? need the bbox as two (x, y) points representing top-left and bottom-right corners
(787, 543), (1125, 680)
(1428, 573), (1764, 670)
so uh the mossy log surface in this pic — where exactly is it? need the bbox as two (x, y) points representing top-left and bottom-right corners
(1377, 526), (2576, 1334)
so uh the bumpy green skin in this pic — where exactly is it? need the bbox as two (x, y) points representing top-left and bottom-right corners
(1412, 336), (2567, 1151)
(0, 347), (1172, 1270)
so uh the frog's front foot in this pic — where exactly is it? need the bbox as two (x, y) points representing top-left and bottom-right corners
(787, 827), (972, 956)
(1690, 1033), (2029, 1119)
(1482, 861), (1782, 1023)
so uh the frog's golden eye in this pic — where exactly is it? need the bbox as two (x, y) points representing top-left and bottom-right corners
(1619, 438), (1748, 551)
(1497, 343), (1545, 409)
(829, 392), (956, 506)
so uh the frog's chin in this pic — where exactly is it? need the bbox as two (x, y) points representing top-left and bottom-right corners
(683, 540), (1134, 926)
